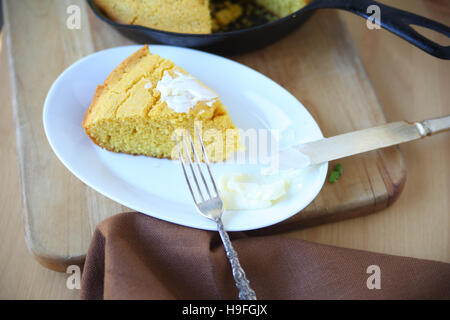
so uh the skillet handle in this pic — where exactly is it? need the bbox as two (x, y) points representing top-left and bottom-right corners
(303, 0), (450, 59)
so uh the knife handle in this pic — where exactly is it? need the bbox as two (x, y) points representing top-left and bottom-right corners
(415, 115), (450, 137)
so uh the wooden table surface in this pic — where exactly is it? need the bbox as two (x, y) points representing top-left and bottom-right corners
(0, 0), (448, 299)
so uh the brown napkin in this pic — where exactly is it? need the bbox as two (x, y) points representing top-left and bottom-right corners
(81, 212), (450, 300)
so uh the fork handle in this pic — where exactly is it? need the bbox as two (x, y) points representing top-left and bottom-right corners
(216, 218), (257, 300)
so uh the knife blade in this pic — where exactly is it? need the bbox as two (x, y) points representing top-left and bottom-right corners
(295, 115), (450, 165)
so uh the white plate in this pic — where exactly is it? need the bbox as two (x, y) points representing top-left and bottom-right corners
(43, 45), (327, 231)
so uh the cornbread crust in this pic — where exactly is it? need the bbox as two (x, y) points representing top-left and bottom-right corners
(83, 45), (241, 161)
(93, 0), (212, 34)
(82, 85), (105, 150)
(82, 45), (148, 135)
(255, 0), (310, 18)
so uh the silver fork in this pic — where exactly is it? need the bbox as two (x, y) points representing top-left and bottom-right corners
(174, 128), (257, 300)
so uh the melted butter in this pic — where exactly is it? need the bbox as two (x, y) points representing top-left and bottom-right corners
(220, 171), (292, 210)
(155, 71), (217, 113)
(220, 147), (311, 210)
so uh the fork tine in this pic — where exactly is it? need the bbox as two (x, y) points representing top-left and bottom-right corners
(186, 130), (212, 199)
(194, 126), (219, 197)
(181, 130), (205, 202)
(174, 135), (198, 204)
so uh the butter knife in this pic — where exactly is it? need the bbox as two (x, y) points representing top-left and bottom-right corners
(296, 115), (450, 165)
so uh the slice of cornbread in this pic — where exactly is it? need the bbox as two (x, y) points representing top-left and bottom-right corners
(82, 45), (241, 162)
(93, 0), (212, 34)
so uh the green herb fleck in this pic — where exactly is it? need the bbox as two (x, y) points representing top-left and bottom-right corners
(328, 171), (340, 183)
(335, 163), (343, 175)
(329, 163), (343, 183)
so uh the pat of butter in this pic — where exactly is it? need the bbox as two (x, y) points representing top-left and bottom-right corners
(220, 172), (290, 210)
(155, 70), (217, 113)
(219, 148), (310, 210)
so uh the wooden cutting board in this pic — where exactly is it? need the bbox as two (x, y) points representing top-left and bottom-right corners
(4, 0), (406, 271)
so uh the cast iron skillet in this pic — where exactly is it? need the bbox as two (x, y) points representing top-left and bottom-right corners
(87, 0), (450, 59)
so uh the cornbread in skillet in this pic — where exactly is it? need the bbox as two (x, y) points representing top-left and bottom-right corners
(93, 0), (212, 34)
(255, 0), (310, 18)
(82, 45), (241, 162)
(92, 0), (310, 34)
